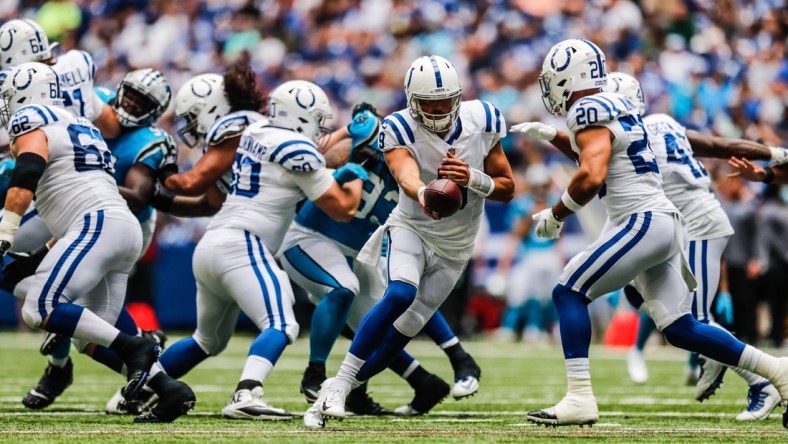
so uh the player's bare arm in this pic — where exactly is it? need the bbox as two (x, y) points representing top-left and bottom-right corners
(319, 126), (350, 154)
(686, 130), (788, 164)
(312, 178), (363, 222)
(118, 164), (157, 214)
(552, 126), (611, 221)
(4, 130), (48, 216)
(158, 184), (227, 217)
(324, 138), (351, 169)
(92, 103), (122, 139)
(163, 136), (238, 196)
(385, 147), (440, 219)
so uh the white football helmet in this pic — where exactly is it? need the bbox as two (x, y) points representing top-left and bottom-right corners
(405, 55), (461, 132)
(113, 68), (171, 128)
(539, 39), (608, 116)
(606, 72), (646, 114)
(0, 19), (54, 69)
(174, 73), (231, 147)
(0, 62), (61, 127)
(267, 80), (333, 145)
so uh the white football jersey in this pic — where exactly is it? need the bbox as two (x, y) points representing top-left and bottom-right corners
(203, 110), (267, 194)
(643, 113), (733, 240)
(380, 100), (505, 261)
(566, 92), (677, 225)
(207, 122), (334, 253)
(52, 50), (104, 122)
(7, 104), (128, 238)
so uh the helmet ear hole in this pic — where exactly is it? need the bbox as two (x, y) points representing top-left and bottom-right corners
(557, 80), (567, 87)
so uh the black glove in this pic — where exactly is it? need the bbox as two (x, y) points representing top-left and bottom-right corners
(1, 244), (49, 288)
(352, 102), (378, 118)
(0, 240), (11, 267)
(151, 183), (175, 213)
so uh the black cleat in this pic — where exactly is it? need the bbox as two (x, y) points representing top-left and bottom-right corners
(141, 330), (168, 350)
(395, 373), (450, 416)
(39, 332), (70, 356)
(300, 362), (326, 403)
(345, 385), (392, 416)
(22, 359), (74, 409)
(452, 353), (481, 399)
(118, 336), (160, 401)
(134, 375), (195, 423)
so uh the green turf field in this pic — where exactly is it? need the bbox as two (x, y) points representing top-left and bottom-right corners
(1, 331), (786, 443)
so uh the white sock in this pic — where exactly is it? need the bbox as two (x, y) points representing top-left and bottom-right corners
(733, 367), (768, 387)
(565, 358), (593, 397)
(70, 309), (121, 347)
(401, 360), (420, 379)
(48, 355), (69, 368)
(335, 353), (364, 392)
(148, 361), (164, 380)
(239, 355), (273, 385)
(439, 337), (459, 349)
(738, 345), (783, 381)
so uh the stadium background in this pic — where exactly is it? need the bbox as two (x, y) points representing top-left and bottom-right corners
(0, 0), (785, 347)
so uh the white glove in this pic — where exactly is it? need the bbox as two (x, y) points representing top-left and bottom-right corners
(769, 146), (788, 166)
(531, 208), (563, 239)
(510, 122), (557, 141)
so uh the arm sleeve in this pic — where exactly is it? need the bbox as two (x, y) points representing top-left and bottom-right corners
(289, 167), (335, 201)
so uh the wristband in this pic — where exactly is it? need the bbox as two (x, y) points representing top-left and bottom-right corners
(763, 167), (775, 184)
(417, 186), (426, 203)
(467, 168), (495, 197)
(561, 190), (584, 213)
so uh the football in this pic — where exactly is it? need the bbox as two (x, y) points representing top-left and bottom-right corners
(423, 179), (463, 218)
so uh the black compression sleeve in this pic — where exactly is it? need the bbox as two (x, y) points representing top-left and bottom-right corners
(9, 152), (47, 193)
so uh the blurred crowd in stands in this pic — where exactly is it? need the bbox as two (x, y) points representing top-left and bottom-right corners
(3, 0), (786, 346)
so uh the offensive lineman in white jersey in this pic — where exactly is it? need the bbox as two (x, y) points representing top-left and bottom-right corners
(0, 63), (195, 423)
(305, 54), (515, 428)
(514, 71), (784, 421)
(156, 79), (366, 420)
(518, 38), (788, 428)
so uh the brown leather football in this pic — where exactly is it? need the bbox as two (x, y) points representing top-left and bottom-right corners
(424, 179), (463, 218)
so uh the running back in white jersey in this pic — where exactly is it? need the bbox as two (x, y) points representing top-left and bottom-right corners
(203, 110), (267, 194)
(52, 50), (104, 121)
(6, 104), (128, 237)
(379, 100), (505, 260)
(207, 122), (334, 252)
(566, 92), (677, 225)
(643, 113), (733, 239)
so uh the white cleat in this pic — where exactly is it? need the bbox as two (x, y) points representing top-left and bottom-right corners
(695, 356), (727, 402)
(736, 382), (781, 421)
(626, 349), (649, 384)
(393, 404), (421, 416)
(221, 386), (292, 420)
(303, 404), (325, 428)
(452, 376), (479, 399)
(526, 394), (599, 427)
(317, 378), (349, 419)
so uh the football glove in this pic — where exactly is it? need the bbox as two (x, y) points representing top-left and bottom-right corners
(713, 291), (734, 326)
(333, 162), (369, 184)
(510, 122), (557, 141)
(1, 244), (49, 289)
(348, 109), (381, 168)
(531, 208), (563, 239)
(352, 102), (378, 117)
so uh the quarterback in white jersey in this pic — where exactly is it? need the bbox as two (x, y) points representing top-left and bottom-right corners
(156, 78), (365, 420)
(0, 63), (195, 423)
(306, 55), (514, 428)
(513, 38), (788, 428)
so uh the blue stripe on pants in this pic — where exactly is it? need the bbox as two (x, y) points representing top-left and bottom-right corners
(244, 231), (276, 331)
(689, 241), (697, 319)
(701, 240), (708, 322)
(38, 213), (92, 319)
(256, 236), (286, 332)
(566, 213), (639, 291)
(52, 211), (104, 308)
(282, 245), (342, 289)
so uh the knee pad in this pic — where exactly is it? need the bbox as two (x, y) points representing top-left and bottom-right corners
(21, 298), (42, 329)
(193, 332), (229, 356)
(385, 280), (418, 312)
(394, 298), (435, 337)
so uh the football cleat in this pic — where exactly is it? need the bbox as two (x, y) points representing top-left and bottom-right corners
(626, 349), (648, 384)
(118, 336), (160, 401)
(526, 394), (599, 427)
(221, 386), (292, 420)
(696, 356), (727, 402)
(39, 332), (70, 356)
(22, 359), (73, 409)
(300, 362), (326, 403)
(394, 373), (450, 416)
(345, 385), (391, 416)
(141, 330), (168, 350)
(684, 363), (700, 386)
(317, 377), (349, 418)
(452, 353), (481, 399)
(106, 386), (158, 415)
(735, 382), (780, 421)
(133, 375), (195, 423)
(303, 404), (325, 428)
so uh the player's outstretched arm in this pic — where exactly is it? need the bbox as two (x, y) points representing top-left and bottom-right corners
(92, 103), (122, 139)
(552, 127), (611, 221)
(686, 130), (787, 164)
(163, 137), (238, 196)
(311, 176), (364, 222)
(153, 184), (226, 218)
(510, 122), (575, 161)
(119, 164), (157, 214)
(385, 148), (425, 202)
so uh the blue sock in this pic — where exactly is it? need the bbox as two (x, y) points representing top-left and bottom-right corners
(50, 337), (72, 361)
(309, 287), (354, 363)
(249, 328), (288, 365)
(662, 313), (745, 367)
(635, 312), (656, 352)
(357, 325), (412, 381)
(552, 284), (592, 359)
(114, 308), (139, 336)
(423, 311), (455, 346)
(349, 280), (416, 360)
(158, 337), (210, 379)
(91, 345), (124, 374)
(525, 299), (544, 330)
(387, 349), (416, 376)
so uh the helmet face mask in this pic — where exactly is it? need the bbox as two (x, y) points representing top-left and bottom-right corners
(405, 55), (462, 133)
(409, 95), (460, 133)
(113, 68), (171, 128)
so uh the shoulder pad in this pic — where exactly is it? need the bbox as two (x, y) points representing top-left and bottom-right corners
(476, 100), (506, 136)
(380, 111), (416, 150)
(567, 93), (632, 133)
(268, 137), (324, 172)
(7, 105), (59, 139)
(206, 112), (258, 146)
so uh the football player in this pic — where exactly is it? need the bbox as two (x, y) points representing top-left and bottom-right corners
(279, 104), (482, 418)
(304, 55), (515, 428)
(0, 62), (194, 423)
(513, 38), (787, 428)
